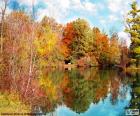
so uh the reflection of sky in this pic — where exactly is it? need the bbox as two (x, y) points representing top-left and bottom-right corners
(47, 86), (131, 116)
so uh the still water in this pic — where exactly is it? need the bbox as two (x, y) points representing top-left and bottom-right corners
(0, 68), (139, 116)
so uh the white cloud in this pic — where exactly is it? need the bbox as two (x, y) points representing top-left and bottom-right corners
(6, 0), (139, 33)
(100, 19), (106, 24)
(118, 31), (131, 47)
(109, 15), (119, 21)
(6, 0), (106, 23)
(83, 1), (97, 13)
(68, 0), (97, 14)
(5, 0), (96, 22)
(108, 0), (131, 15)
(70, 0), (82, 9)
(59, 0), (70, 9)
(107, 0), (133, 29)
(38, 0), (69, 23)
(108, 0), (121, 13)
(36, 0), (98, 23)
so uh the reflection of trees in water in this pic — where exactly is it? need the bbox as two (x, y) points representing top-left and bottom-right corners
(31, 97), (58, 113)
(93, 70), (110, 103)
(66, 69), (94, 113)
(109, 72), (121, 105)
(127, 72), (140, 109)
(61, 69), (124, 113)
(31, 69), (65, 113)
(0, 68), (131, 114)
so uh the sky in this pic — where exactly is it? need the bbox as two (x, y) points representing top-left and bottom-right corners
(1, 0), (140, 46)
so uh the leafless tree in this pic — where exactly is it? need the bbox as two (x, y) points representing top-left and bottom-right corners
(0, 0), (8, 54)
(24, 0), (36, 96)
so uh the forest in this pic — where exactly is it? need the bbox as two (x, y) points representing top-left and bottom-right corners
(0, 0), (140, 79)
(0, 0), (140, 115)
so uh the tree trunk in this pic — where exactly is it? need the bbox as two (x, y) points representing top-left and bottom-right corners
(0, 0), (8, 54)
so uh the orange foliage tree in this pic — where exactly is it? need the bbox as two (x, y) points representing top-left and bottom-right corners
(93, 28), (110, 66)
(62, 22), (75, 58)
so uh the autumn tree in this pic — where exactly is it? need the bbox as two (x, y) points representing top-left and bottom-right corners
(62, 18), (94, 64)
(4, 11), (36, 80)
(62, 22), (75, 58)
(125, 1), (140, 67)
(41, 16), (63, 38)
(92, 29), (121, 67)
(108, 34), (121, 65)
(35, 18), (64, 68)
(92, 28), (110, 66)
(71, 19), (93, 59)
(120, 41), (129, 69)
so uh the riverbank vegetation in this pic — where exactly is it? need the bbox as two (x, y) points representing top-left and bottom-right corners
(0, 0), (140, 79)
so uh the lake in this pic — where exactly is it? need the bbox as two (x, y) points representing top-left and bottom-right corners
(0, 68), (139, 116)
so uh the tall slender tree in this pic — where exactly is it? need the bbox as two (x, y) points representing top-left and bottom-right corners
(0, 0), (8, 54)
(125, 1), (140, 67)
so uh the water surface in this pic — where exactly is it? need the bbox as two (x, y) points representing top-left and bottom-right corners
(0, 68), (139, 116)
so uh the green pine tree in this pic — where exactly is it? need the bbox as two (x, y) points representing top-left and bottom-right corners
(125, 1), (140, 67)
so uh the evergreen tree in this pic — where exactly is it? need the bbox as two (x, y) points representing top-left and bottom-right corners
(125, 1), (140, 67)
